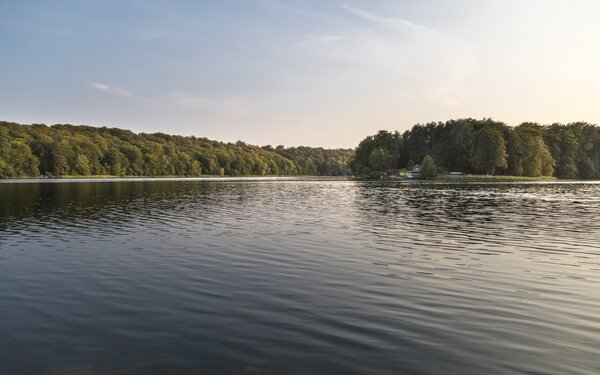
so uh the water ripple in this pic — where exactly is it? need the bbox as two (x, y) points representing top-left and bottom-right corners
(0, 179), (599, 374)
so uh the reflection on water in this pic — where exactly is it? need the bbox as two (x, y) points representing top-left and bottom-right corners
(1, 179), (599, 374)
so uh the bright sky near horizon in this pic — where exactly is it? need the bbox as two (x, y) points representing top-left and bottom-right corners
(2, 0), (600, 148)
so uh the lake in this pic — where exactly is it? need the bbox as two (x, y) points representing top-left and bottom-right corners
(1, 178), (599, 374)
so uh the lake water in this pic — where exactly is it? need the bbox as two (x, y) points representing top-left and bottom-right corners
(1, 178), (599, 374)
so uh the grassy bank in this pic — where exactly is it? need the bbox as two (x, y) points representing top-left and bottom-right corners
(355, 173), (558, 182)
(434, 174), (557, 182)
(2, 175), (215, 179)
(1, 175), (352, 180)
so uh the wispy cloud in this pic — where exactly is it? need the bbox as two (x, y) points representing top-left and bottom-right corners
(342, 4), (421, 29)
(89, 82), (133, 97)
(306, 34), (346, 44)
(426, 88), (461, 108)
(165, 91), (249, 117)
(88, 83), (249, 118)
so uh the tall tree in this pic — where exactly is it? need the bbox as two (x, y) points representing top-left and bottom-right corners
(420, 155), (438, 179)
(511, 124), (555, 177)
(469, 127), (507, 175)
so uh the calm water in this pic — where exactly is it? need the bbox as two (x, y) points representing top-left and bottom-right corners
(1, 178), (599, 374)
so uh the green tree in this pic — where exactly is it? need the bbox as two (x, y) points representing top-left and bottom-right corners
(510, 124), (555, 177)
(556, 130), (578, 178)
(470, 127), (507, 175)
(350, 130), (401, 175)
(420, 155), (438, 179)
(368, 147), (393, 172)
(73, 154), (91, 175)
(4, 140), (40, 177)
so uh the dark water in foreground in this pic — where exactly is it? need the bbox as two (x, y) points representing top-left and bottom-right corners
(1, 178), (599, 375)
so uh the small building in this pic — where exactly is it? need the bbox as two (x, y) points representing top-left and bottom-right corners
(382, 169), (398, 180)
(406, 164), (421, 179)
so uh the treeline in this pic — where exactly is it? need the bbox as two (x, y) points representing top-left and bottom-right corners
(0, 121), (353, 178)
(264, 145), (352, 176)
(352, 118), (600, 179)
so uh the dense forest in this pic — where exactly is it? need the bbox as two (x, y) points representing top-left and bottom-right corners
(3, 119), (600, 179)
(0, 121), (353, 178)
(351, 119), (600, 179)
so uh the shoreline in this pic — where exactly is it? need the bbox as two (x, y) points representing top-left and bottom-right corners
(2, 175), (597, 184)
(0, 175), (353, 183)
(356, 174), (563, 182)
(433, 174), (558, 182)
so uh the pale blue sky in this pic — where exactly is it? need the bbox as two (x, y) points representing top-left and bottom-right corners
(2, 0), (599, 147)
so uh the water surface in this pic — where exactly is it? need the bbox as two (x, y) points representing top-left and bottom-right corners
(1, 179), (599, 374)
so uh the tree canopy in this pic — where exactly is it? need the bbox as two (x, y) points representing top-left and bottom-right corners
(351, 118), (600, 179)
(4, 118), (600, 180)
(420, 155), (438, 180)
(0, 122), (353, 178)
(470, 127), (507, 175)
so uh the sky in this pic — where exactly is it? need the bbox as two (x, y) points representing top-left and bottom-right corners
(1, 0), (600, 148)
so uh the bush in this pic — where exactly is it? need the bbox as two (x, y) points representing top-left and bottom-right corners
(420, 155), (438, 179)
